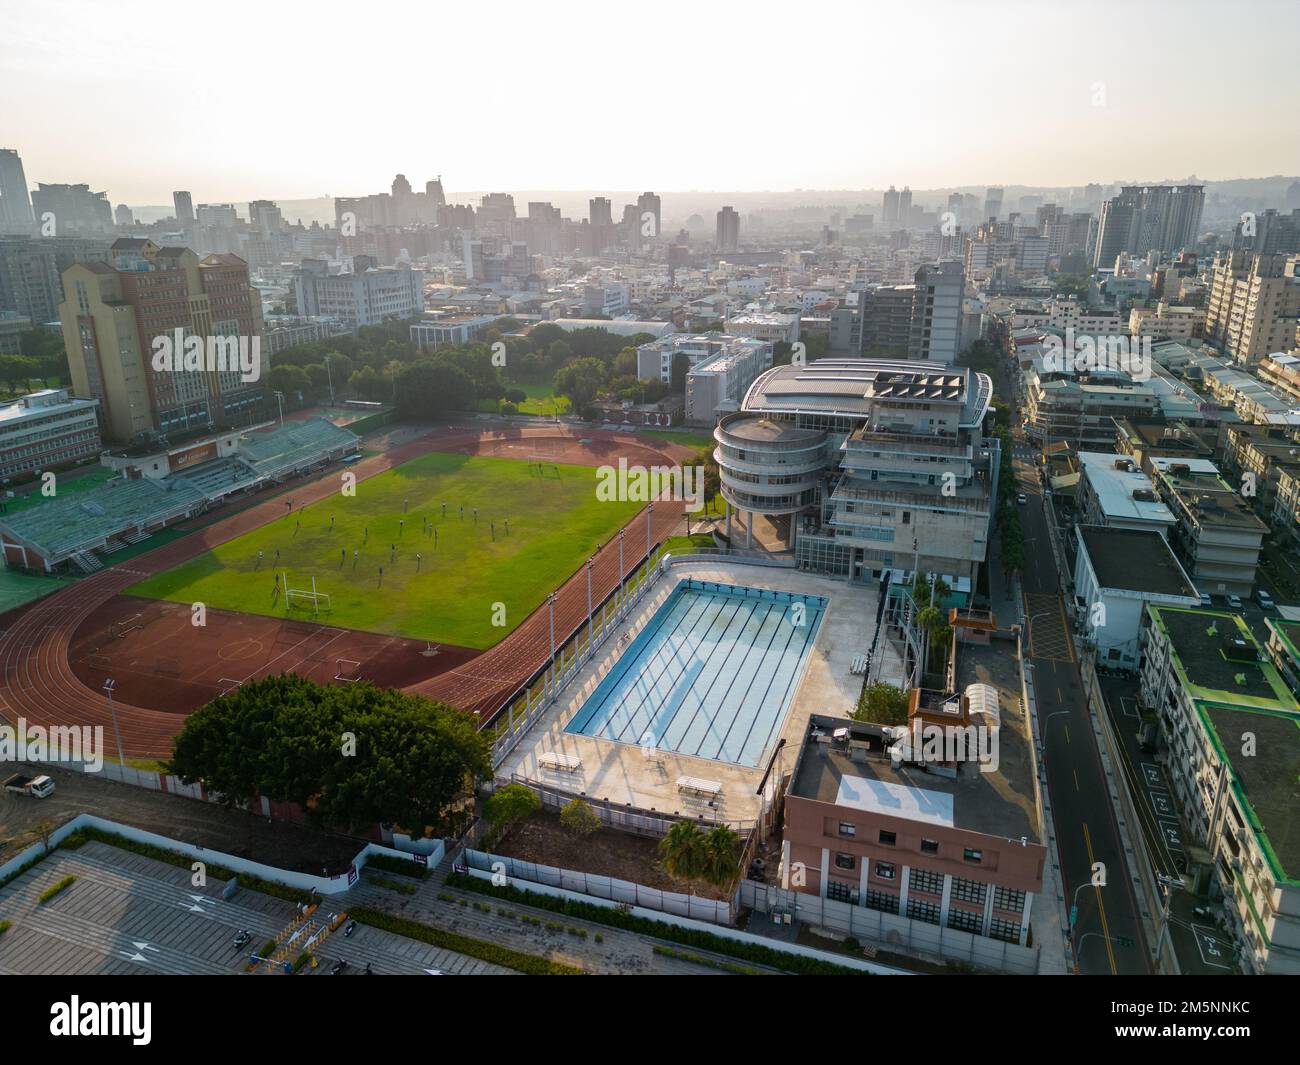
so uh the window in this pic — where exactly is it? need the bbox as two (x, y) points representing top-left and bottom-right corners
(838, 822), (856, 837)
(907, 898), (941, 925)
(826, 879), (858, 905)
(834, 852), (856, 871)
(952, 877), (987, 904)
(878, 830), (896, 846)
(910, 868), (944, 896)
(963, 848), (983, 864)
(947, 908), (984, 933)
(989, 917), (1023, 943)
(921, 839), (939, 855)
(874, 861), (896, 880)
(994, 886), (1027, 912)
(864, 889), (899, 915)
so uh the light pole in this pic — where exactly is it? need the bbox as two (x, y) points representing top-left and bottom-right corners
(273, 390), (285, 429)
(646, 502), (654, 571)
(618, 529), (625, 602)
(586, 557), (594, 653)
(547, 592), (557, 699)
(324, 355), (335, 406)
(1151, 872), (1187, 970)
(102, 678), (126, 770)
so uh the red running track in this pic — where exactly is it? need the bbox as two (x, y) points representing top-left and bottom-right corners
(0, 425), (692, 759)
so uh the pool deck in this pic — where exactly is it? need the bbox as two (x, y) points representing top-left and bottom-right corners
(497, 561), (907, 826)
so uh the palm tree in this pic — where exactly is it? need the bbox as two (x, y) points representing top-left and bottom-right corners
(700, 826), (740, 887)
(659, 820), (707, 880)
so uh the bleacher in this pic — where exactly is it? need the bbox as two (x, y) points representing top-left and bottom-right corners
(169, 456), (261, 500)
(0, 475), (206, 567)
(239, 418), (358, 482)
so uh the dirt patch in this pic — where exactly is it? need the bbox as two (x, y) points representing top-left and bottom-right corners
(493, 809), (731, 900)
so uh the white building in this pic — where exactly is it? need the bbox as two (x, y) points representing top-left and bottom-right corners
(723, 311), (801, 346)
(411, 314), (499, 350)
(1075, 451), (1175, 535)
(0, 388), (101, 482)
(294, 261), (424, 328)
(684, 339), (774, 426)
(1071, 526), (1199, 668)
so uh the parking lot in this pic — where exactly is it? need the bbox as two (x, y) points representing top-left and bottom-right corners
(0, 840), (508, 975)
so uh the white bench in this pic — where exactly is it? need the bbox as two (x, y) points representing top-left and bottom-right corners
(676, 775), (722, 798)
(538, 752), (583, 773)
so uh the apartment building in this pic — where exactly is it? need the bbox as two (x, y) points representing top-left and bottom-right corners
(1074, 451), (1174, 534)
(1204, 252), (1300, 364)
(783, 708), (1044, 947)
(29, 183), (114, 236)
(1147, 456), (1266, 597)
(60, 239), (265, 442)
(0, 236), (112, 325)
(1071, 526), (1198, 667)
(0, 388), (101, 481)
(1221, 423), (1300, 511)
(1139, 606), (1300, 974)
(1193, 355), (1300, 428)
(1092, 185), (1205, 267)
(294, 259), (424, 329)
(1023, 374), (1159, 448)
(1128, 301), (1206, 341)
(723, 310), (800, 346)
(635, 332), (767, 386)
(714, 359), (996, 599)
(683, 339), (773, 426)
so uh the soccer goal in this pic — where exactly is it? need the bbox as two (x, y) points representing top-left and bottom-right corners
(284, 573), (331, 615)
(334, 659), (361, 682)
(109, 614), (143, 639)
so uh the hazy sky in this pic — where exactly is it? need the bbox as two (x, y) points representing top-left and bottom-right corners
(3, 0), (1298, 205)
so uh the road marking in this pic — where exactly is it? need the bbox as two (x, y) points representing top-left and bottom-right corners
(1083, 823), (1119, 974)
(1073, 770), (1080, 791)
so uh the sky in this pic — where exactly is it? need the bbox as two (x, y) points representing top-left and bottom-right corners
(3, 0), (1298, 205)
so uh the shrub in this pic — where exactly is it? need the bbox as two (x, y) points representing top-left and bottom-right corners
(38, 875), (76, 904)
(445, 873), (864, 976)
(0, 919), (12, 936)
(364, 853), (432, 880)
(365, 874), (418, 895)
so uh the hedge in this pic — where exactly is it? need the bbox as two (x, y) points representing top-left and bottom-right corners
(444, 873), (865, 975)
(38, 875), (76, 904)
(347, 905), (583, 976)
(652, 944), (769, 975)
(363, 853), (432, 880)
(0, 919), (11, 936)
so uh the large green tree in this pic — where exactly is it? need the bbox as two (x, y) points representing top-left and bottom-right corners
(166, 675), (491, 834)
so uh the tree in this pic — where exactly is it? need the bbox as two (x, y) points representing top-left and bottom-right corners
(554, 356), (606, 412)
(0, 354), (40, 394)
(165, 676), (491, 834)
(267, 364), (310, 405)
(700, 825), (740, 887)
(853, 682), (910, 726)
(483, 783), (540, 833)
(658, 820), (707, 880)
(559, 798), (600, 837)
(394, 360), (476, 419)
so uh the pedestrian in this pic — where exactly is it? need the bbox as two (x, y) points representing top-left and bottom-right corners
(399, 519), (404, 534)
(416, 553), (422, 571)
(364, 526), (368, 540)
(341, 548), (346, 563)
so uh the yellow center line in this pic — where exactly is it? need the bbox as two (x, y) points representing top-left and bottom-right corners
(1083, 823), (1118, 974)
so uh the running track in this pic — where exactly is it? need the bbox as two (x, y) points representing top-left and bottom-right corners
(0, 425), (690, 759)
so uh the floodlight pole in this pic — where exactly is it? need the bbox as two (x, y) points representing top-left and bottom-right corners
(103, 678), (127, 770)
(586, 557), (594, 652)
(548, 592), (557, 699)
(618, 529), (625, 607)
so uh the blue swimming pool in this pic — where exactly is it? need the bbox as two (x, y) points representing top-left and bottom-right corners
(565, 579), (827, 767)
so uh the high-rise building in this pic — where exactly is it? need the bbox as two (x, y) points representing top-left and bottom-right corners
(60, 239), (266, 441)
(636, 191), (661, 241)
(1233, 208), (1300, 256)
(1205, 251), (1300, 364)
(909, 261), (966, 363)
(898, 186), (913, 229)
(0, 149), (34, 233)
(114, 204), (134, 227)
(172, 190), (194, 225)
(294, 257), (424, 329)
(882, 186), (900, 230)
(983, 187), (1003, 222)
(425, 176), (446, 209)
(716, 206), (739, 252)
(0, 236), (112, 324)
(29, 183), (113, 236)
(589, 196), (612, 227)
(1092, 185), (1205, 267)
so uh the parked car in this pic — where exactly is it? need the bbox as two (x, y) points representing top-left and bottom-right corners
(1198, 592), (1212, 607)
(1016, 493), (1027, 505)
(3, 773), (54, 798)
(1227, 593), (1243, 609)
(1256, 589), (1275, 610)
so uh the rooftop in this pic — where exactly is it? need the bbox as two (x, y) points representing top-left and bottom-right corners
(1150, 607), (1296, 709)
(1079, 526), (1197, 597)
(1197, 704), (1300, 884)
(788, 641), (1039, 843)
(1077, 451), (1174, 525)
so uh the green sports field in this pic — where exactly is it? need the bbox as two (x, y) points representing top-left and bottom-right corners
(125, 452), (642, 649)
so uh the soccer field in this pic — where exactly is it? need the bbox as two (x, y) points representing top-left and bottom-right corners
(125, 452), (642, 649)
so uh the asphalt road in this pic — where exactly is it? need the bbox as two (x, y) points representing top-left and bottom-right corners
(1011, 441), (1152, 974)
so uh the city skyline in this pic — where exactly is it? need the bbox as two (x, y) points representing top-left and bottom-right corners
(4, 0), (1299, 203)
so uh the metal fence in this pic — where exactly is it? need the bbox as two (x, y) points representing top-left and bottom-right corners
(738, 880), (1039, 974)
(464, 847), (734, 925)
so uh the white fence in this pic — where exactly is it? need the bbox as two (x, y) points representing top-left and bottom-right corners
(0, 812), (439, 898)
(739, 880), (1039, 974)
(463, 846), (733, 925)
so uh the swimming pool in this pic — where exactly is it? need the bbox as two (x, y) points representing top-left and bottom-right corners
(565, 579), (827, 767)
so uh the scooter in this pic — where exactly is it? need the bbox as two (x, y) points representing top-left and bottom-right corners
(232, 929), (251, 950)
(344, 919), (357, 937)
(330, 959), (349, 975)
